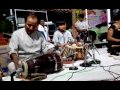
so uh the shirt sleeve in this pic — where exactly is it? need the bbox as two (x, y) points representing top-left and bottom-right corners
(67, 31), (75, 42)
(41, 34), (55, 54)
(38, 25), (41, 31)
(8, 32), (19, 56)
(84, 21), (90, 29)
(52, 31), (59, 45)
(46, 27), (50, 41)
(74, 22), (78, 29)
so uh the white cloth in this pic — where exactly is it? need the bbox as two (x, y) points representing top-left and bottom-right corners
(38, 24), (50, 41)
(8, 61), (21, 74)
(75, 20), (90, 30)
(8, 28), (54, 59)
(3, 48), (120, 81)
(42, 48), (120, 81)
(52, 30), (75, 45)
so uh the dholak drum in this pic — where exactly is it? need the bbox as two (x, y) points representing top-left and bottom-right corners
(21, 53), (63, 78)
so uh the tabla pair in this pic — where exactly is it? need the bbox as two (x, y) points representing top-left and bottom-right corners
(61, 44), (86, 61)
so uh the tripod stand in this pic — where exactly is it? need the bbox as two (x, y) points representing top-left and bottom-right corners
(69, 53), (78, 70)
(78, 30), (91, 67)
(89, 36), (101, 64)
(79, 30), (101, 67)
(80, 43), (92, 67)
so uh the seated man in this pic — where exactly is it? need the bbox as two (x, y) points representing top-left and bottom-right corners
(52, 20), (75, 55)
(38, 19), (51, 42)
(8, 13), (56, 74)
(107, 15), (120, 55)
(74, 14), (96, 43)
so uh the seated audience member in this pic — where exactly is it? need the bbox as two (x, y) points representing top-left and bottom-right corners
(38, 19), (50, 42)
(107, 15), (120, 55)
(74, 14), (96, 43)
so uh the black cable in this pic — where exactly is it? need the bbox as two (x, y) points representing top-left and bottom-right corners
(67, 72), (74, 81)
(67, 67), (86, 81)
(109, 65), (120, 81)
(101, 64), (120, 81)
(50, 67), (86, 81)
(67, 64), (99, 81)
(99, 64), (120, 67)
(102, 66), (116, 81)
(114, 75), (120, 80)
(51, 61), (120, 81)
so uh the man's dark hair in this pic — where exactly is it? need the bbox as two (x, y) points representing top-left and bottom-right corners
(113, 14), (120, 21)
(56, 20), (66, 27)
(78, 14), (84, 19)
(102, 10), (106, 13)
(25, 12), (39, 23)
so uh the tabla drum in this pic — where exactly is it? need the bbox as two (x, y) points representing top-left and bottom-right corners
(61, 45), (76, 58)
(75, 46), (85, 60)
(21, 53), (63, 78)
(61, 44), (85, 60)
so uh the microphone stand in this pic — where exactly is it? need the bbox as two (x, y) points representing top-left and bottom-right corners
(10, 68), (23, 81)
(69, 53), (78, 70)
(80, 30), (91, 67)
(89, 36), (101, 64)
(10, 72), (16, 81)
(80, 44), (92, 67)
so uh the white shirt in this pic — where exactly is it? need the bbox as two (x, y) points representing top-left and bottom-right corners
(75, 20), (90, 30)
(52, 30), (75, 45)
(38, 24), (50, 41)
(8, 28), (54, 59)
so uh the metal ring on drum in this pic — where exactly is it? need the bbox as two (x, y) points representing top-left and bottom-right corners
(21, 60), (28, 78)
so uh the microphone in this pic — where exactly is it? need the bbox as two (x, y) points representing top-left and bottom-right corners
(10, 68), (23, 81)
(11, 68), (23, 75)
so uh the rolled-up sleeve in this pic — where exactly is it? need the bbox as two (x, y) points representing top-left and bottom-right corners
(52, 31), (59, 45)
(41, 35), (55, 54)
(68, 31), (75, 42)
(8, 32), (19, 56)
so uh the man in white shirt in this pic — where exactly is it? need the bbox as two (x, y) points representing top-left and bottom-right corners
(38, 20), (50, 41)
(8, 13), (55, 74)
(74, 14), (96, 43)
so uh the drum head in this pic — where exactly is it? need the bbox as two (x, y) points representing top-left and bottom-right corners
(21, 61), (28, 78)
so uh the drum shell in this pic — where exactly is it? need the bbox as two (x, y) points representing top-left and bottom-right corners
(76, 47), (85, 60)
(22, 53), (63, 78)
